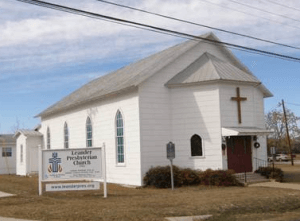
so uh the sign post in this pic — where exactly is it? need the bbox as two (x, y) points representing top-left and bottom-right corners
(102, 143), (107, 198)
(166, 142), (175, 190)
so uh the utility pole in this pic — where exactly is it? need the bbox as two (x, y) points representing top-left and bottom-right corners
(282, 99), (294, 166)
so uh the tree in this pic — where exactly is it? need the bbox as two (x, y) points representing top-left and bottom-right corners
(265, 106), (300, 153)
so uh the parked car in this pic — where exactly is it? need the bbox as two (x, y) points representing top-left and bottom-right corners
(268, 155), (278, 162)
(276, 154), (289, 161)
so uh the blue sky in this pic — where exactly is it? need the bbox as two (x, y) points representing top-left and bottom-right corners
(1, 0), (300, 133)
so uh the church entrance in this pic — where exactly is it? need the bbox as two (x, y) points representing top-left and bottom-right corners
(227, 136), (252, 173)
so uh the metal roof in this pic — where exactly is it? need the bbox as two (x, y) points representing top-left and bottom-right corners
(14, 130), (43, 138)
(37, 32), (205, 118)
(222, 127), (272, 136)
(37, 32), (272, 118)
(166, 52), (261, 86)
(0, 134), (16, 144)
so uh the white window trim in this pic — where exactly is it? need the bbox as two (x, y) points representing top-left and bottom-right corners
(47, 127), (51, 149)
(64, 122), (69, 149)
(2, 147), (12, 157)
(20, 145), (23, 163)
(115, 109), (126, 166)
(86, 117), (93, 148)
(190, 134), (205, 158)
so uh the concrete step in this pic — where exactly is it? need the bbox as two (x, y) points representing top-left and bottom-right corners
(234, 172), (269, 184)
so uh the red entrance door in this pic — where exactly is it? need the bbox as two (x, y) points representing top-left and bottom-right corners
(227, 136), (252, 173)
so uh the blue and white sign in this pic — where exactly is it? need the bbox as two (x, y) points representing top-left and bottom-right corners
(42, 148), (102, 181)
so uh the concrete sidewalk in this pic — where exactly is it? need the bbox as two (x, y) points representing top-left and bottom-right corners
(249, 181), (300, 190)
(0, 191), (15, 198)
(0, 218), (38, 221)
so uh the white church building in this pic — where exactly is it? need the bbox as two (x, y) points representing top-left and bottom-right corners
(35, 33), (272, 186)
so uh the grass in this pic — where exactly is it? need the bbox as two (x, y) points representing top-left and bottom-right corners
(0, 170), (300, 220)
(275, 164), (300, 183)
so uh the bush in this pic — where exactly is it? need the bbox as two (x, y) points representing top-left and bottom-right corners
(143, 165), (183, 188)
(143, 166), (242, 188)
(255, 167), (284, 182)
(199, 169), (242, 186)
(180, 168), (201, 186)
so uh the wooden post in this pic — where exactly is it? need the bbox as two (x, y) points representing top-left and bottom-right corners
(282, 99), (294, 166)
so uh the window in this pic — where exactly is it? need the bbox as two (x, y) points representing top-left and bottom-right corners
(64, 122), (69, 149)
(86, 117), (92, 147)
(116, 110), (124, 163)
(2, 147), (12, 157)
(47, 127), (51, 149)
(20, 145), (23, 163)
(191, 134), (203, 156)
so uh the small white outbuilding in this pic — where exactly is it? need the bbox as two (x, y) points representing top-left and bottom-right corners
(15, 129), (43, 176)
(0, 134), (16, 174)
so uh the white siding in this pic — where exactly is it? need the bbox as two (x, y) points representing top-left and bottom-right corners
(170, 84), (222, 170)
(0, 145), (16, 174)
(219, 83), (268, 171)
(139, 41), (225, 179)
(40, 90), (142, 186)
(27, 137), (42, 173)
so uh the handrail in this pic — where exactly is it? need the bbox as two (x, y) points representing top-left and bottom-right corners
(253, 157), (271, 171)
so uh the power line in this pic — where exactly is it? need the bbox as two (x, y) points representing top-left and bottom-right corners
(265, 0), (300, 12)
(199, 0), (300, 30)
(227, 0), (300, 24)
(96, 0), (300, 50)
(16, 0), (300, 63)
(285, 102), (300, 107)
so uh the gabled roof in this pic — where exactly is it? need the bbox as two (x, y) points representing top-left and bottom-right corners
(37, 32), (272, 118)
(0, 134), (16, 144)
(14, 130), (43, 139)
(37, 33), (205, 118)
(166, 52), (260, 86)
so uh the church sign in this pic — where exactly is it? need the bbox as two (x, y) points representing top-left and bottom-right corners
(42, 148), (102, 181)
(39, 145), (107, 197)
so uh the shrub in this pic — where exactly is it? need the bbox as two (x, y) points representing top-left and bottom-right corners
(255, 167), (284, 182)
(199, 169), (242, 186)
(143, 165), (183, 188)
(180, 168), (201, 186)
(143, 166), (242, 188)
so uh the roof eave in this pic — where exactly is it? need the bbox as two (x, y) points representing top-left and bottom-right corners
(165, 79), (261, 88)
(37, 85), (138, 119)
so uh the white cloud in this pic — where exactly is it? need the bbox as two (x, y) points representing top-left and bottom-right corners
(1, 0), (300, 84)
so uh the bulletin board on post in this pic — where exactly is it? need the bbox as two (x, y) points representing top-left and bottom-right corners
(38, 144), (107, 198)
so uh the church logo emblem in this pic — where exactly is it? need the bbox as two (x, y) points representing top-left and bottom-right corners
(48, 152), (62, 173)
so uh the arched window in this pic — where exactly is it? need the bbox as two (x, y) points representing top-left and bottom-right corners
(64, 122), (69, 149)
(191, 134), (203, 156)
(86, 117), (92, 147)
(116, 110), (124, 163)
(47, 127), (51, 149)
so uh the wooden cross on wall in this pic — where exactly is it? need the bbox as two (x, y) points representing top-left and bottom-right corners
(231, 87), (247, 124)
